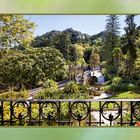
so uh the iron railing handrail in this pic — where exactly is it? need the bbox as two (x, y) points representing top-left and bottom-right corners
(0, 99), (140, 126)
(0, 99), (140, 102)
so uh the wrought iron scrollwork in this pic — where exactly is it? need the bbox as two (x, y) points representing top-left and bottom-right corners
(132, 101), (140, 121)
(0, 105), (3, 115)
(70, 102), (89, 125)
(101, 101), (122, 126)
(12, 101), (30, 120)
(0, 99), (139, 126)
(11, 101), (30, 125)
(40, 102), (59, 125)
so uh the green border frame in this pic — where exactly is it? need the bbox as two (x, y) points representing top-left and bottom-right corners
(1, 0), (140, 140)
(0, 0), (140, 14)
(0, 128), (140, 140)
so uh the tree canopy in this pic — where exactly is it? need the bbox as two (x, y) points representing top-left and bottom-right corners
(0, 48), (66, 90)
(0, 15), (35, 48)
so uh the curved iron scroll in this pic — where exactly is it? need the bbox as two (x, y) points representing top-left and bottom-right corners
(12, 101), (30, 120)
(133, 101), (140, 121)
(0, 99), (139, 126)
(70, 102), (89, 125)
(101, 101), (122, 126)
(11, 101), (30, 125)
(40, 102), (59, 121)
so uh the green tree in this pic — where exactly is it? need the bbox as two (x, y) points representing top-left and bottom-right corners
(122, 15), (137, 81)
(54, 32), (71, 61)
(73, 43), (86, 65)
(69, 45), (78, 63)
(0, 48), (67, 90)
(63, 81), (79, 95)
(102, 15), (120, 75)
(89, 51), (100, 69)
(83, 47), (92, 64)
(113, 47), (122, 75)
(0, 15), (35, 48)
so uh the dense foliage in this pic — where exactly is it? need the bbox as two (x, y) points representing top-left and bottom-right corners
(0, 48), (67, 90)
(102, 15), (120, 76)
(34, 81), (90, 99)
(0, 15), (35, 48)
(0, 14), (140, 99)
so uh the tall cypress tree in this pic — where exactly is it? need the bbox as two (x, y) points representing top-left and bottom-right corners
(122, 15), (137, 81)
(102, 15), (120, 75)
(54, 32), (71, 61)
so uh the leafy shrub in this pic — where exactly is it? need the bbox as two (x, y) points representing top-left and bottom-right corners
(56, 91), (67, 99)
(43, 79), (58, 90)
(34, 90), (46, 99)
(136, 79), (140, 86)
(34, 87), (58, 99)
(127, 83), (138, 91)
(35, 83), (91, 99)
(108, 77), (128, 92)
(101, 85), (112, 93)
(78, 84), (89, 94)
(34, 79), (60, 99)
(0, 89), (29, 99)
(63, 81), (80, 95)
(112, 76), (122, 86)
(104, 82), (138, 93)
(118, 83), (128, 91)
(109, 83), (128, 92)
(103, 83), (125, 93)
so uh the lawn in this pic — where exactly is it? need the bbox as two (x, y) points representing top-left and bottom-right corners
(111, 91), (140, 99)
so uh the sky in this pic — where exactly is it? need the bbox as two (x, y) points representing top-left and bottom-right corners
(25, 15), (140, 36)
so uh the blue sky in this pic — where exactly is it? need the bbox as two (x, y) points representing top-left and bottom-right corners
(25, 15), (140, 36)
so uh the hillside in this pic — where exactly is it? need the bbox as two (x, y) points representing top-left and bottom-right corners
(32, 28), (104, 48)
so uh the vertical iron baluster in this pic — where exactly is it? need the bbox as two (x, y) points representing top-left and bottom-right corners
(88, 102), (91, 126)
(18, 113), (23, 126)
(58, 101), (61, 126)
(130, 101), (133, 126)
(120, 101), (123, 126)
(109, 114), (113, 126)
(28, 101), (31, 126)
(48, 113), (52, 126)
(1, 101), (3, 126)
(39, 102), (41, 126)
(10, 101), (13, 126)
(0, 99), (138, 126)
(99, 101), (102, 126)
(78, 119), (81, 126)
(69, 102), (71, 126)
(110, 121), (112, 126)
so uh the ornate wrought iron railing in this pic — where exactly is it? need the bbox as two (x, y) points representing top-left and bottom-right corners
(0, 99), (140, 126)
